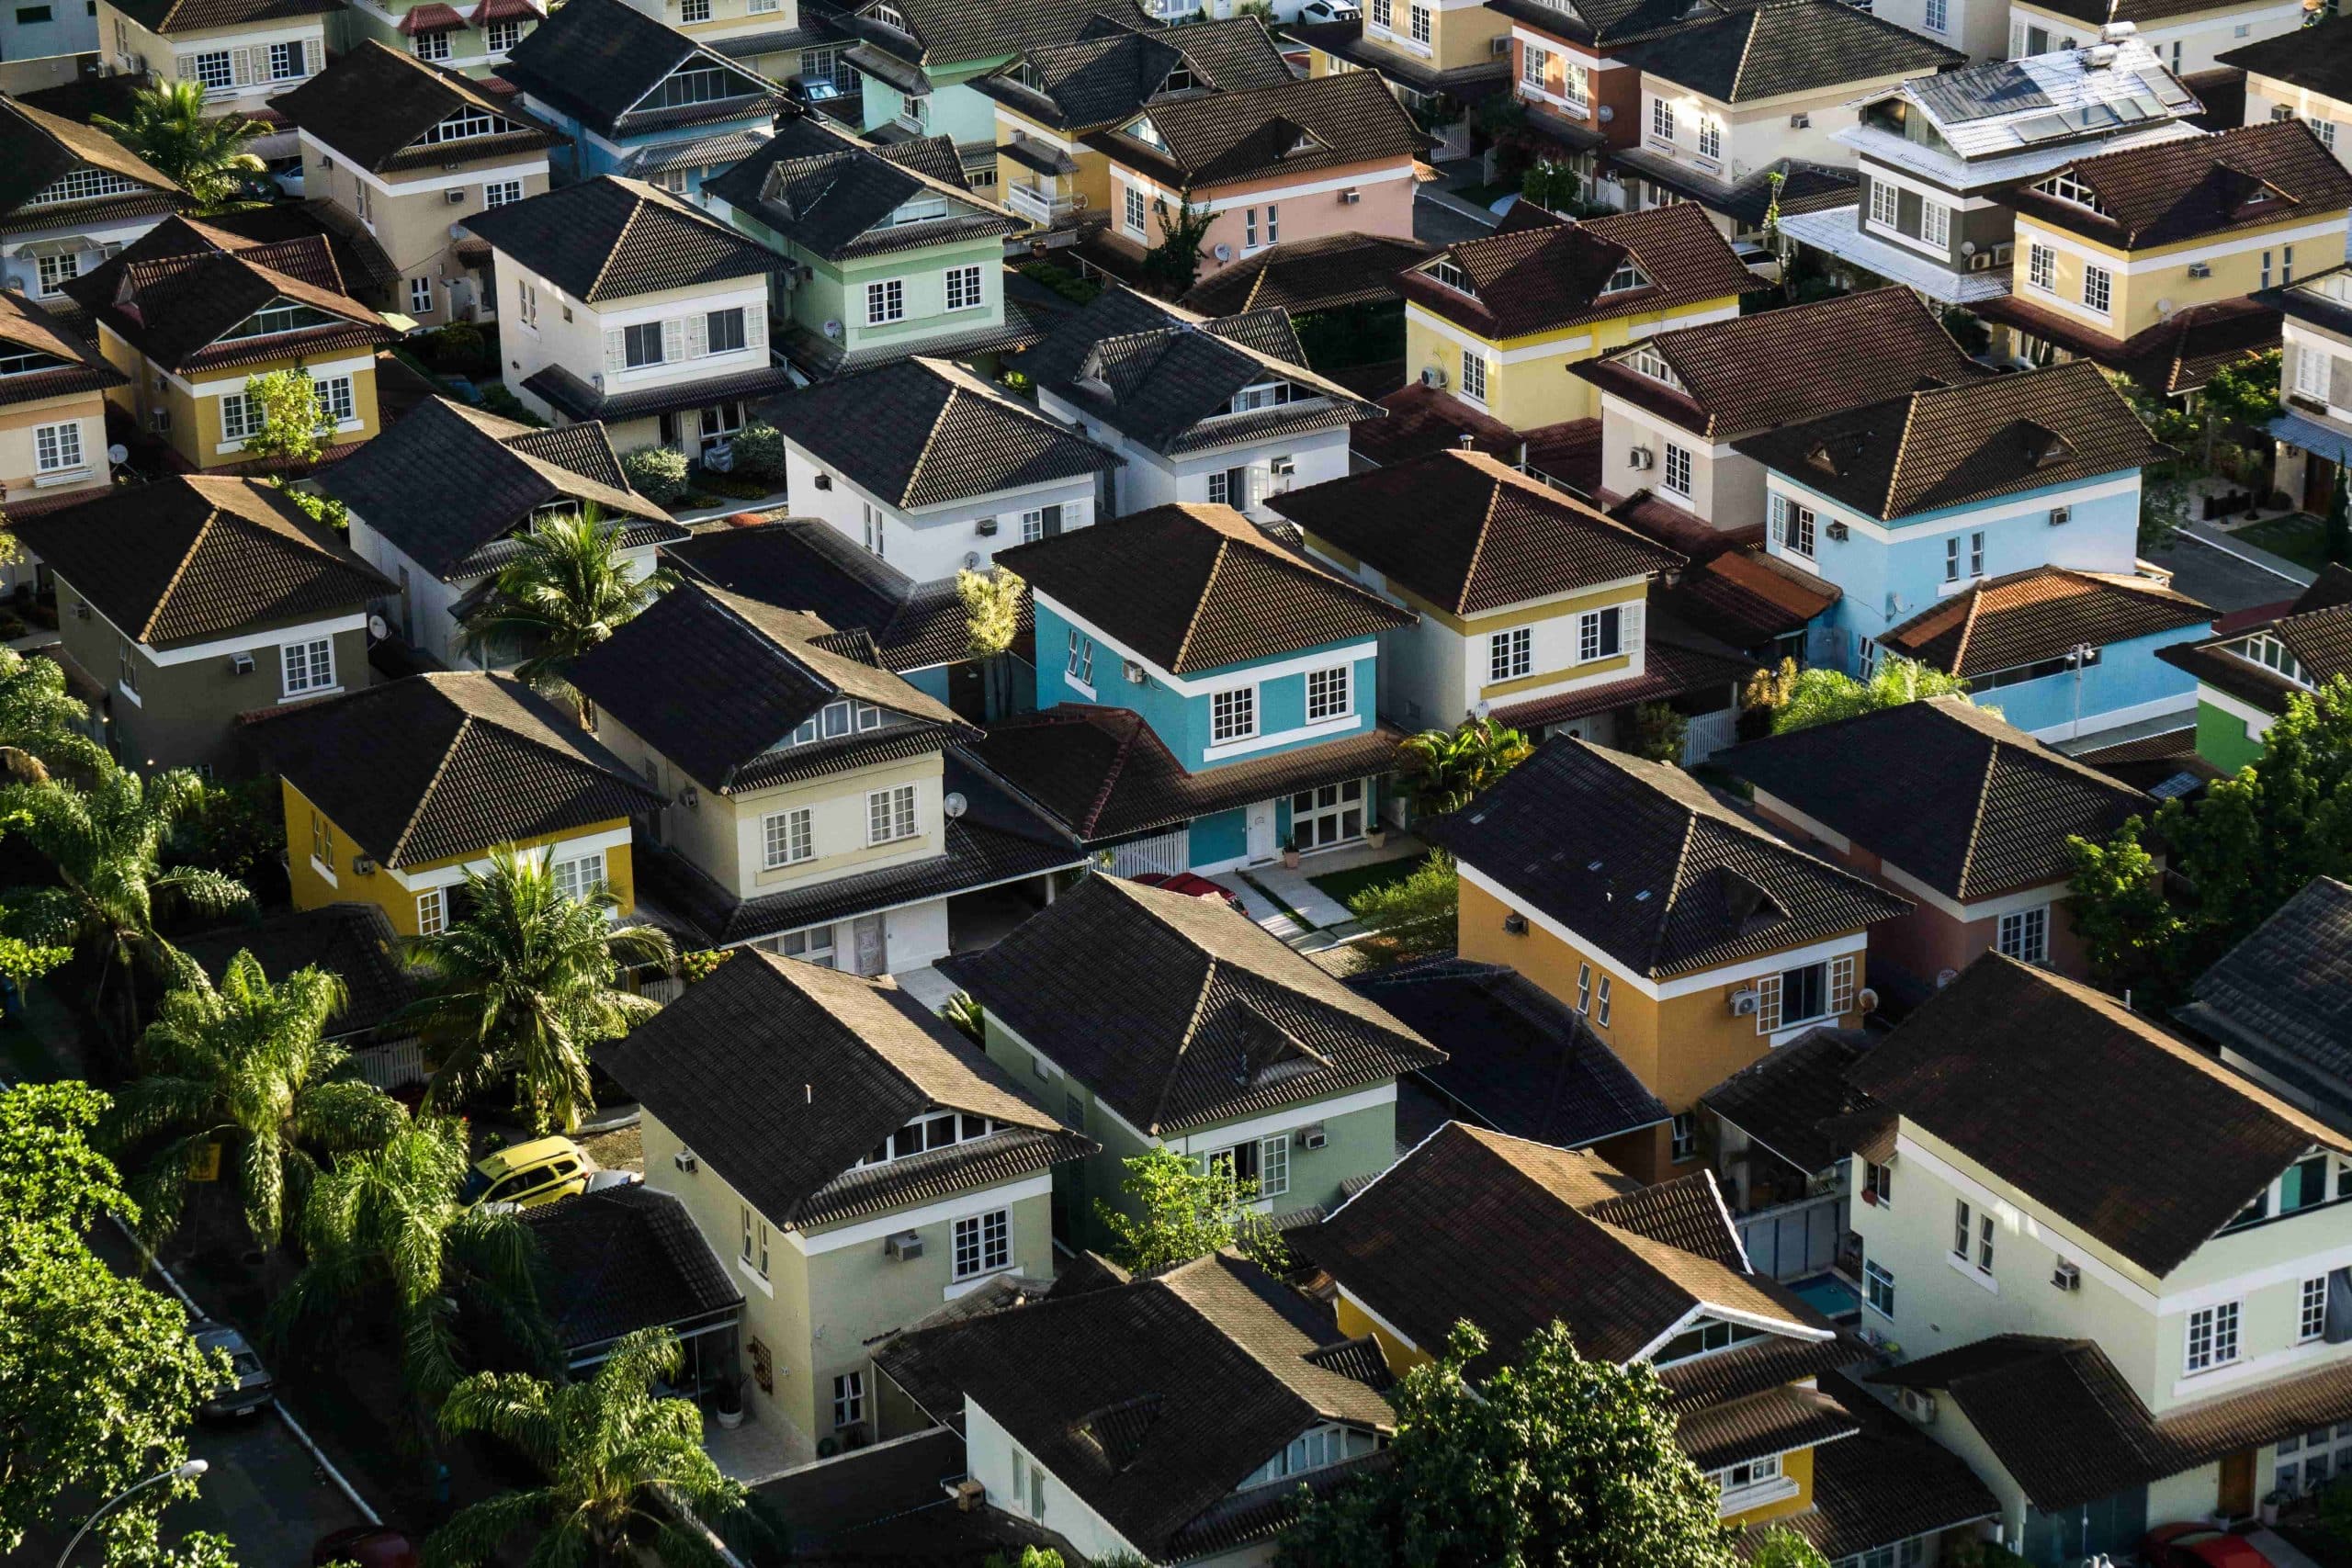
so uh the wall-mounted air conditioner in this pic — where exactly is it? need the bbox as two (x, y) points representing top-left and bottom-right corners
(1628, 446), (1654, 470)
(885, 1231), (924, 1261)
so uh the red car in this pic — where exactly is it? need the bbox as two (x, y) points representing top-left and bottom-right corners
(313, 1528), (420, 1568)
(1130, 872), (1244, 912)
(2139, 1523), (2279, 1568)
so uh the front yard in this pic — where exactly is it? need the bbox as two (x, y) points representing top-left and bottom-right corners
(1307, 852), (1428, 912)
(2231, 513), (2332, 572)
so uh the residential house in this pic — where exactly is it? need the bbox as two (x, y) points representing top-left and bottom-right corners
(1977, 120), (2352, 392)
(254, 670), (664, 934)
(463, 175), (794, 457)
(66, 214), (398, 473)
(1176, 230), (1435, 319)
(97, 0), (336, 161)
(1849, 955), (2352, 1562)
(1487, 0), (1719, 175)
(1395, 203), (1758, 431)
(1419, 735), (1913, 1180)
(0, 288), (126, 562)
(875, 1249), (1399, 1564)
(1019, 286), (1384, 522)
(497, 0), (790, 196)
(2257, 262), (2352, 511)
(1730, 358), (2176, 682)
(1775, 36), (2204, 309)
(970, 17), (1295, 240)
(1276, 448), (1762, 757)
(967, 502), (1414, 874)
(333, 0), (543, 76)
(271, 43), (560, 327)
(610, 0), (850, 93)
(521, 1183), (744, 1379)
(1599, 1), (1964, 236)
(15, 476), (390, 776)
(2177, 874), (2352, 1131)
(0, 96), (187, 312)
(1696, 1022), (1877, 1218)
(180, 902), (423, 1089)
(1079, 72), (1424, 284)
(4, 0), (96, 62)
(2220, 17), (2352, 172)
(323, 396), (685, 671)
(2154, 563), (2352, 770)
(764, 355), (1122, 583)
(1286, 0), (1510, 157)
(569, 576), (1086, 971)
(1568, 286), (1984, 534)
(666, 516), (1040, 716)
(939, 874), (1446, 1248)
(1306, 1122), (2001, 1562)
(598, 944), (1094, 1450)
(1720, 696), (2154, 999)
(702, 117), (1035, 378)
(2010, 0), (2305, 74)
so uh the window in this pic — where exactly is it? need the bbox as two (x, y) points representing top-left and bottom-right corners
(866, 784), (918, 845)
(704, 307), (747, 354)
(1522, 43), (1547, 89)
(1865, 1258), (1895, 1316)
(1626, 343), (1678, 385)
(1065, 628), (1093, 686)
(282, 637), (334, 695)
(1259, 1134), (1289, 1197)
(1665, 1111), (1698, 1161)
(624, 321), (666, 367)
(550, 851), (605, 901)
(740, 1203), (768, 1277)
(1661, 443), (1691, 498)
(2296, 344), (2333, 403)
(1428, 258), (1473, 295)
(860, 501), (885, 558)
(1245, 208), (1259, 249)
(25, 168), (140, 208)
(2284, 244), (2296, 286)
(763, 807), (813, 868)
(2029, 243), (2055, 293)
(953, 1208), (1011, 1279)
(1306, 665), (1351, 722)
(34, 252), (76, 297)
(1409, 2), (1429, 42)
(1461, 347), (1487, 403)
(1490, 626), (1532, 682)
(313, 376), (355, 425)
(1575, 963), (1592, 1013)
(647, 64), (741, 108)
(191, 49), (232, 88)
(1697, 118), (1720, 161)
(1921, 199), (1949, 248)
(517, 278), (537, 328)
(865, 278), (905, 324)
(411, 29), (450, 60)
(1124, 184), (1148, 236)
(1864, 1159), (1892, 1207)
(485, 17), (520, 50)
(1712, 1451), (1781, 1507)
(1207, 467), (1247, 505)
(485, 179), (524, 208)
(1577, 605), (1623, 663)
(2234, 632), (2310, 687)
(1652, 97), (1675, 141)
(1370, 0), (1388, 27)
(2083, 265), (2111, 314)
(1774, 495), (1815, 558)
(944, 264), (983, 311)
(2283, 1153), (2335, 1213)
(1602, 261), (1648, 293)
(310, 809), (329, 864)
(31, 420), (80, 475)
(832, 1371), (864, 1428)
(1595, 976), (1612, 1026)
(411, 886), (451, 938)
(682, 0), (710, 17)
(1266, 203), (1279, 244)
(1997, 906), (2049, 964)
(17, 5), (50, 19)
(1212, 686), (1257, 743)
(1869, 178), (1898, 229)
(268, 40), (303, 79)
(409, 276), (435, 315)
(1756, 960), (1835, 1032)
(2186, 1302), (2241, 1373)
(2302, 1277), (2330, 1343)
(1924, 0), (1945, 28)
(220, 392), (256, 443)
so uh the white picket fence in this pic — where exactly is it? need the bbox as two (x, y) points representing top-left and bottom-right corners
(1682, 707), (1741, 766)
(1104, 829), (1191, 878)
(352, 1036), (425, 1091)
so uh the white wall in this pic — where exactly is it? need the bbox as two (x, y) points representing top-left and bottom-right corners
(780, 441), (1104, 584)
(1596, 394), (1761, 529)
(1041, 387), (1354, 522)
(963, 1401), (1148, 1562)
(347, 515), (662, 669)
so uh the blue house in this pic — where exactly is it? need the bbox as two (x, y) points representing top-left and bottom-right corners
(1733, 360), (2215, 742)
(499, 0), (789, 198)
(961, 502), (1415, 874)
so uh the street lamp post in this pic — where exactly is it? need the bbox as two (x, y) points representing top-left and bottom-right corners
(55, 1460), (209, 1568)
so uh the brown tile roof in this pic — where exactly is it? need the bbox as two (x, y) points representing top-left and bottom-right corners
(12, 476), (390, 649)
(2008, 119), (2352, 251)
(2216, 16), (2352, 104)
(1181, 231), (1436, 317)
(269, 41), (563, 175)
(1676, 1383), (1859, 1472)
(0, 96), (184, 223)
(1570, 287), (1984, 441)
(1399, 203), (1759, 342)
(107, 0), (338, 36)
(1730, 360), (2170, 523)
(1611, 0), (1963, 102)
(1973, 293), (2281, 397)
(2160, 564), (2352, 719)
(1851, 955), (2350, 1277)
(1272, 448), (1683, 615)
(0, 288), (125, 407)
(1347, 390), (1603, 485)
(461, 175), (778, 303)
(975, 19), (1293, 134)
(995, 501), (1413, 674)
(1880, 566), (2213, 677)
(1700, 1026), (1877, 1177)
(936, 874), (1444, 1134)
(1085, 70), (1422, 190)
(2180, 874), (2352, 1106)
(1658, 547), (1840, 649)
(1756, 1371), (2001, 1560)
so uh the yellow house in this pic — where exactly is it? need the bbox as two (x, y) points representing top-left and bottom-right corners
(68, 213), (397, 473)
(1979, 119), (2352, 394)
(1397, 203), (1757, 430)
(2220, 17), (2352, 175)
(0, 288), (126, 582)
(254, 671), (662, 938)
(1295, 0), (1510, 143)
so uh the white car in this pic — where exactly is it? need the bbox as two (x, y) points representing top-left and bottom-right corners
(1298, 0), (1362, 22)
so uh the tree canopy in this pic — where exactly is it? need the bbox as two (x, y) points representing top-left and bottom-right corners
(1747, 656), (1984, 736)
(1098, 1145), (1287, 1274)
(92, 81), (265, 209)
(1400, 717), (1533, 814)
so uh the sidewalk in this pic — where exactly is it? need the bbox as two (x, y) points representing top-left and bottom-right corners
(2181, 518), (2319, 589)
(1206, 837), (1423, 951)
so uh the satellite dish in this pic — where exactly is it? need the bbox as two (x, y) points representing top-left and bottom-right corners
(1473, 700), (1492, 720)
(962, 550), (982, 570)
(822, 319), (842, 339)
(1959, 239), (1977, 257)
(1597, 104), (1613, 122)
(367, 614), (390, 640)
(1213, 243), (1233, 261)
(944, 791), (967, 818)
(106, 444), (129, 465)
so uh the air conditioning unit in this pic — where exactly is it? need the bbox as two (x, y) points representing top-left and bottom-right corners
(1826, 520), (1850, 541)
(446, 188), (468, 205)
(1897, 1388), (1938, 1425)
(813, 473), (832, 490)
(1729, 987), (1760, 1016)
(673, 1148), (698, 1172)
(974, 516), (998, 536)
(2049, 504), (2071, 525)
(1300, 1123), (1328, 1150)
(1271, 456), (1296, 479)
(1993, 243), (2014, 265)
(1419, 364), (1448, 389)
(1340, 187), (1362, 204)
(1968, 252), (1993, 271)
(350, 855), (378, 875)
(71, 601), (89, 620)
(1501, 912), (1529, 935)
(1628, 446), (1654, 470)
(227, 651), (254, 675)
(2188, 260), (2212, 278)
(1491, 33), (1510, 51)
(2052, 1260), (2082, 1292)
(1122, 659), (1146, 684)
(885, 1231), (924, 1261)
(1790, 111), (1810, 129)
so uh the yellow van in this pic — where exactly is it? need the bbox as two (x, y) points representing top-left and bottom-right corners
(459, 1136), (592, 1210)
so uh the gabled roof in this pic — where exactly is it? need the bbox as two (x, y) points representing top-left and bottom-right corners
(1722, 697), (2148, 901)
(996, 501), (1413, 673)
(2216, 16), (2352, 103)
(976, 18), (1292, 132)
(250, 671), (663, 869)
(2155, 563), (2352, 718)
(1615, 0), (1962, 103)
(1730, 360), (2167, 522)
(0, 288), (125, 407)
(2179, 875), (2352, 1110)
(936, 874), (1445, 1134)
(1880, 565), (2212, 676)
(318, 396), (677, 581)
(1656, 547), (1842, 650)
(1272, 448), (1684, 616)
(2007, 119), (2352, 250)
(1485, 0), (1741, 51)
(1861, 38), (2199, 161)
(874, 1249), (1395, 1562)
(522, 1184), (742, 1357)
(270, 41), (563, 175)
(1422, 738), (1912, 979)
(1085, 70), (1421, 189)
(1978, 292), (2279, 397)
(1701, 1026), (1878, 1177)
(1179, 231), (1435, 318)
(106, 0), (337, 37)
(569, 580), (972, 794)
(1398, 203), (1758, 342)
(840, 0), (1148, 69)
(0, 96), (184, 224)
(462, 175), (778, 303)
(1570, 287), (1984, 441)
(13, 476), (390, 649)
(596, 947), (1091, 1228)
(702, 113), (1022, 261)
(764, 356), (1119, 511)
(1853, 955), (2349, 1277)
(500, 0), (787, 137)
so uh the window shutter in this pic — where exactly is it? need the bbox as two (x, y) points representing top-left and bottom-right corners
(2331, 352), (2352, 412)
(231, 46), (254, 85)
(744, 300), (766, 347)
(662, 317), (685, 362)
(1620, 599), (1643, 654)
(1830, 954), (1856, 1016)
(174, 52), (198, 81)
(294, 37), (311, 74)
(603, 329), (625, 375)
(684, 311), (707, 358)
(1754, 974), (1781, 1033)
(1066, 495), (1088, 528)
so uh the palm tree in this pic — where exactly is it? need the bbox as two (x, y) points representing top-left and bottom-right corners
(92, 81), (266, 209)
(107, 953), (407, 1247)
(1400, 716), (1533, 815)
(3, 767), (252, 1055)
(457, 506), (676, 721)
(403, 844), (674, 1133)
(425, 1328), (753, 1568)
(0, 645), (111, 784)
(273, 1116), (547, 1410)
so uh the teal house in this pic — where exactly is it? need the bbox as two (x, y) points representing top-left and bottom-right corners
(963, 502), (1414, 875)
(938, 874), (1445, 1249)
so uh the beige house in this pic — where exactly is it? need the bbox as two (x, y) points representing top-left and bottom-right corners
(2220, 17), (2352, 171)
(2008, 0), (2304, 74)
(0, 289), (124, 581)
(99, 0), (341, 158)
(272, 42), (559, 326)
(612, 0), (849, 88)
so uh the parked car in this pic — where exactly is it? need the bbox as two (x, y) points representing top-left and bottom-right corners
(583, 1168), (642, 1193)
(190, 1319), (273, 1418)
(1131, 872), (1245, 912)
(312, 1527), (420, 1568)
(2139, 1524), (2278, 1568)
(1297, 0), (1362, 20)
(459, 1136), (593, 1210)
(790, 76), (846, 109)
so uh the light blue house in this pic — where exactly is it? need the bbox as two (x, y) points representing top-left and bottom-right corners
(498, 0), (789, 198)
(1733, 361), (2216, 742)
(961, 502), (1415, 874)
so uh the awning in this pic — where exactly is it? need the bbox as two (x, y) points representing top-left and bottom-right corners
(398, 3), (466, 31)
(2271, 409), (2352, 467)
(844, 42), (933, 99)
(619, 128), (775, 177)
(999, 138), (1077, 177)
(469, 0), (545, 19)
(12, 235), (96, 258)
(1776, 207), (2012, 306)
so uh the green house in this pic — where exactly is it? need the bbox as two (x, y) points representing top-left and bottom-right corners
(2156, 564), (2352, 773)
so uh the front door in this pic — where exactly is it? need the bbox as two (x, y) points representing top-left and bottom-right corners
(852, 914), (888, 976)
(1246, 801), (1276, 863)
(2219, 1449), (2256, 1517)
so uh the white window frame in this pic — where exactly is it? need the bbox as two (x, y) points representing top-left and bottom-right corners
(2185, 1301), (2241, 1373)
(1670, 1111), (1697, 1161)
(1652, 96), (1675, 141)
(865, 784), (918, 846)
(1920, 199), (1950, 248)
(280, 636), (334, 697)
(865, 277), (905, 325)
(2296, 344), (2333, 401)
(32, 419), (82, 475)
(550, 850), (605, 902)
(1869, 179), (1899, 230)
(410, 28), (450, 60)
(416, 887), (446, 936)
(1461, 345), (1487, 403)
(409, 276), (435, 315)
(1305, 664), (1351, 722)
(832, 1371), (864, 1428)
(2083, 264), (2111, 315)
(2301, 1277), (2329, 1343)
(1489, 626), (1531, 682)
(1697, 118), (1721, 161)
(1258, 1133), (1290, 1198)
(34, 251), (77, 298)
(944, 264), (983, 312)
(1865, 1258), (1894, 1316)
(1576, 606), (1622, 664)
(1923, 0), (1946, 29)
(267, 39), (303, 79)
(1521, 42), (1546, 89)
(1408, 2), (1429, 42)
(763, 807), (814, 869)
(485, 178), (525, 208)
(1773, 494), (1815, 558)
(1212, 685), (1258, 743)
(952, 1207), (1011, 1280)
(485, 17), (520, 50)
(190, 48), (232, 88)
(1661, 443), (1692, 499)
(1997, 906), (2049, 964)
(1124, 185), (1148, 237)
(740, 1202), (769, 1277)
(2028, 243), (2055, 293)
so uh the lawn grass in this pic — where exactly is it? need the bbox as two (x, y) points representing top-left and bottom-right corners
(2233, 512), (2331, 571)
(1307, 852), (1427, 910)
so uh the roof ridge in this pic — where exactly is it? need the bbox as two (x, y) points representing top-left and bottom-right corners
(1151, 951), (1229, 1135)
(1725, 6), (1764, 101)
(586, 190), (646, 302)
(140, 503), (222, 643)
(1452, 460), (1510, 617)
(1946, 584), (1985, 678)
(1170, 535), (1233, 671)
(1079, 710), (1148, 836)
(386, 710), (474, 867)
(898, 381), (966, 508)
(1880, 386), (1929, 518)
(1650, 804), (1707, 976)
(1951, 734), (2002, 898)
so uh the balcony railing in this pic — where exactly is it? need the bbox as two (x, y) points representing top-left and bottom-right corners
(1006, 183), (1085, 226)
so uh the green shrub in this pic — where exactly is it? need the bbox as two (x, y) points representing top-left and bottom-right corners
(622, 445), (690, 504)
(474, 382), (545, 426)
(425, 321), (488, 374)
(1017, 259), (1102, 305)
(729, 421), (786, 481)
(283, 486), (348, 532)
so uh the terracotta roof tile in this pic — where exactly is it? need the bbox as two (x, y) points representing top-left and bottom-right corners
(2008, 119), (2352, 250)
(1082, 70), (1421, 189)
(1400, 203), (1758, 342)
(1879, 566), (2212, 676)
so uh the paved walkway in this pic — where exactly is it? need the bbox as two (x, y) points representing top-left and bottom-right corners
(704, 1401), (817, 1483)
(1207, 838), (1425, 950)
(893, 964), (961, 1012)
(2245, 1528), (2324, 1568)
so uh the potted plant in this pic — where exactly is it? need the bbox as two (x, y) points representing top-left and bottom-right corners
(2260, 1488), (2286, 1527)
(1365, 821), (1387, 850)
(714, 1376), (744, 1430)
(1280, 835), (1300, 870)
